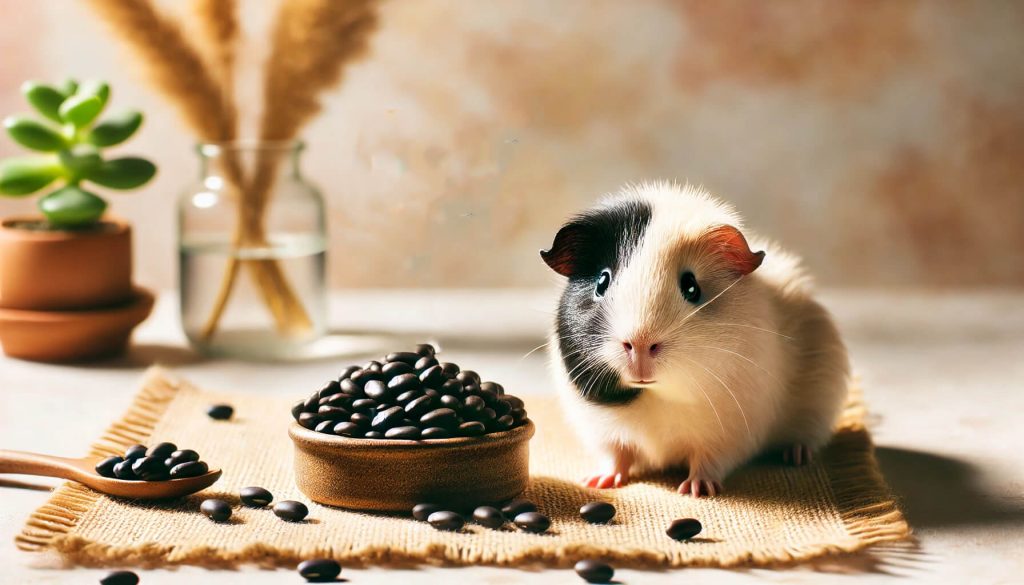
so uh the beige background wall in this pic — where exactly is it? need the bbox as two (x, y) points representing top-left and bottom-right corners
(2, 0), (1022, 289)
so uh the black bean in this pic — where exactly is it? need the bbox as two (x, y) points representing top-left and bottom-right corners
(421, 426), (451, 439)
(351, 398), (376, 411)
(123, 444), (147, 461)
(458, 421), (486, 436)
(333, 422), (364, 438)
(415, 343), (436, 357)
(112, 459), (139, 480)
(350, 368), (383, 386)
(481, 381), (504, 395)
(666, 518), (702, 540)
(412, 502), (442, 521)
(388, 373), (421, 394)
(511, 407), (528, 423)
(297, 558), (342, 582)
(427, 510), (465, 531)
(349, 412), (372, 427)
(420, 408), (459, 429)
(440, 362), (460, 377)
(382, 361), (414, 379)
(385, 426), (421, 440)
(147, 442), (176, 459)
(456, 370), (481, 385)
(339, 378), (363, 396)
(424, 388), (440, 399)
(492, 414), (515, 431)
(240, 486), (274, 507)
(364, 431), (384, 439)
(339, 365), (361, 380)
(463, 382), (481, 395)
(304, 392), (321, 411)
(274, 500), (309, 522)
(419, 365), (445, 388)
(371, 405), (406, 430)
(364, 360), (383, 372)
(317, 380), (341, 399)
(167, 449), (200, 467)
(478, 407), (497, 422)
(462, 395), (485, 415)
(503, 395), (525, 410)
(440, 379), (464, 396)
(131, 456), (167, 480)
(291, 400), (306, 421)
(396, 389), (421, 405)
(385, 351), (420, 365)
(170, 460), (209, 479)
(317, 406), (351, 420)
(478, 389), (499, 405)
(100, 570), (140, 585)
(580, 501), (616, 524)
(363, 379), (390, 401)
(472, 506), (506, 529)
(200, 498), (232, 522)
(404, 395), (435, 418)
(314, 420), (336, 434)
(95, 456), (122, 478)
(321, 393), (350, 408)
(501, 498), (537, 517)
(206, 403), (234, 420)
(439, 395), (461, 410)
(514, 511), (550, 533)
(298, 412), (321, 430)
(574, 559), (614, 583)
(414, 356), (438, 372)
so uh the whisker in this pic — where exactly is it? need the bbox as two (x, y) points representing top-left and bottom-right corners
(683, 355), (752, 441)
(715, 323), (794, 340)
(690, 344), (786, 390)
(685, 373), (725, 435)
(678, 275), (745, 326)
(520, 341), (549, 361)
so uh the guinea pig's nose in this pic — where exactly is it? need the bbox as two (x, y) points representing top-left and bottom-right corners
(622, 340), (662, 358)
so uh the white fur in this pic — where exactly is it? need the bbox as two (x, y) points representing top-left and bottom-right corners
(551, 181), (850, 491)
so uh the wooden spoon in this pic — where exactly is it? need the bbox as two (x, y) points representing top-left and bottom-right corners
(0, 450), (221, 499)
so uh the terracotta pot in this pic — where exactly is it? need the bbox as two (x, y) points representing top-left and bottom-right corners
(0, 217), (132, 311)
(289, 420), (535, 512)
(0, 287), (154, 362)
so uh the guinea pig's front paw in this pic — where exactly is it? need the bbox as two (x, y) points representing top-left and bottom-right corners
(581, 471), (630, 489)
(782, 443), (814, 466)
(678, 476), (724, 498)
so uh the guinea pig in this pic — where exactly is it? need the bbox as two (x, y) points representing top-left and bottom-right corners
(541, 181), (849, 497)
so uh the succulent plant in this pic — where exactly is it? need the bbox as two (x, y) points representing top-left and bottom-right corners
(0, 79), (156, 228)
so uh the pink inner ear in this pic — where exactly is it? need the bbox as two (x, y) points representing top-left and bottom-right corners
(703, 225), (765, 275)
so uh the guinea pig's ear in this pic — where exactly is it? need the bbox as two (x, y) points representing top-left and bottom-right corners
(703, 225), (765, 275)
(541, 219), (587, 277)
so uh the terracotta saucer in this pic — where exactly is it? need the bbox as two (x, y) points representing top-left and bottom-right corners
(289, 419), (535, 512)
(0, 286), (155, 362)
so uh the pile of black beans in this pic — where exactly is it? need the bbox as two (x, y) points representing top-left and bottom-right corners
(95, 442), (209, 481)
(292, 344), (529, 440)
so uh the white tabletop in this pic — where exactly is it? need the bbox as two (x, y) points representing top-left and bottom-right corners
(2, 289), (1022, 584)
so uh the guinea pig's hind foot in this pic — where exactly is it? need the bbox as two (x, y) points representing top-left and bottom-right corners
(678, 476), (724, 498)
(581, 471), (630, 489)
(781, 443), (814, 466)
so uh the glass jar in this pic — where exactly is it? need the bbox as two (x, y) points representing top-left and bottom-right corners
(178, 141), (327, 359)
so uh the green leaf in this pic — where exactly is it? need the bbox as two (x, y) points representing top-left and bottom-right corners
(85, 157), (156, 190)
(38, 185), (107, 227)
(85, 110), (143, 147)
(58, 95), (103, 128)
(21, 82), (66, 123)
(77, 79), (110, 108)
(3, 116), (68, 151)
(58, 78), (79, 98)
(0, 156), (63, 196)
(58, 145), (102, 177)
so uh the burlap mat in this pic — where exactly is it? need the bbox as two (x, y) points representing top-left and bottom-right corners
(16, 367), (909, 568)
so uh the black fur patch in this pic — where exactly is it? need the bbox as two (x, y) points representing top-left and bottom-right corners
(549, 198), (652, 405)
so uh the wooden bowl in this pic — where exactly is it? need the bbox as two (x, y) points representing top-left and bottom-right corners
(289, 420), (535, 512)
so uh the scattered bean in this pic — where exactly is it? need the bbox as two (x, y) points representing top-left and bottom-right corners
(472, 506), (506, 529)
(514, 511), (551, 534)
(240, 486), (274, 507)
(666, 518), (702, 541)
(501, 498), (537, 518)
(274, 500), (309, 522)
(580, 501), (616, 524)
(574, 559), (614, 583)
(412, 502), (442, 521)
(427, 510), (465, 532)
(297, 558), (342, 582)
(206, 404), (234, 420)
(100, 570), (140, 585)
(200, 498), (232, 522)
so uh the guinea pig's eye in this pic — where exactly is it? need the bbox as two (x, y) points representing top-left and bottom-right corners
(680, 271), (701, 304)
(594, 269), (612, 298)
